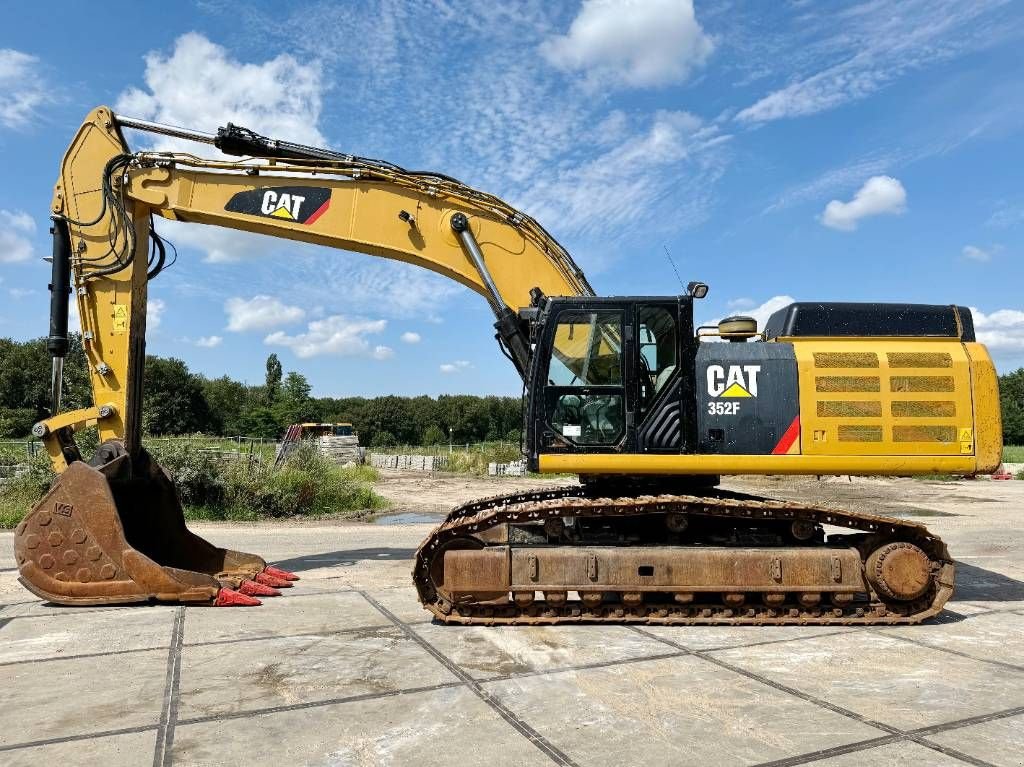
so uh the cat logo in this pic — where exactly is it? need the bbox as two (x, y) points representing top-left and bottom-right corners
(224, 186), (332, 225)
(261, 190), (306, 220)
(707, 364), (760, 398)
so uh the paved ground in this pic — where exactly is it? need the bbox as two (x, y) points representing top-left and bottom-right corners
(1, 473), (1022, 766)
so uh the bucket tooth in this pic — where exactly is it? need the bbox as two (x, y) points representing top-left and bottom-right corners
(13, 445), (268, 607)
(255, 572), (293, 589)
(264, 565), (299, 581)
(214, 588), (262, 607)
(239, 580), (281, 597)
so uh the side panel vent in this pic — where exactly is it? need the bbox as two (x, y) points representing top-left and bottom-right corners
(838, 425), (883, 442)
(893, 425), (957, 443)
(888, 352), (952, 368)
(816, 376), (880, 393)
(813, 352), (879, 368)
(892, 401), (956, 418)
(818, 401), (882, 418)
(890, 376), (955, 393)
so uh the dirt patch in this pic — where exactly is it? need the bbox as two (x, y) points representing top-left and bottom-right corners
(371, 470), (574, 516)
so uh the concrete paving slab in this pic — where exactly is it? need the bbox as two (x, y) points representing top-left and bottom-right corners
(809, 740), (966, 766)
(0, 649), (167, 748)
(882, 610), (1024, 668)
(709, 631), (1024, 730)
(641, 624), (854, 651)
(925, 714), (1024, 767)
(363, 586), (433, 624)
(0, 607), (174, 664)
(171, 685), (552, 767)
(0, 600), (138, 619)
(1, 729), (157, 767)
(482, 654), (883, 766)
(183, 590), (390, 644)
(177, 624), (458, 720)
(413, 623), (673, 679)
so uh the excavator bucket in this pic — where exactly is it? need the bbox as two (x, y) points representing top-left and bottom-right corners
(13, 448), (286, 606)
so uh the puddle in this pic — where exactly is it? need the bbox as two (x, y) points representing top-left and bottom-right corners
(374, 512), (443, 526)
(891, 507), (957, 517)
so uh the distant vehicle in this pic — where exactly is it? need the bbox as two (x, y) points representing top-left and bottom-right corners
(275, 423), (363, 467)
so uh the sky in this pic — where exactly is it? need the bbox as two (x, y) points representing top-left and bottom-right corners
(1, 0), (1023, 397)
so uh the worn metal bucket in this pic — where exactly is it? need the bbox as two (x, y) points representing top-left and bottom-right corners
(13, 445), (293, 606)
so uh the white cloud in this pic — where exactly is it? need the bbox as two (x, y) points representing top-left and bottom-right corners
(971, 307), (1024, 350)
(225, 295), (305, 332)
(987, 201), (1024, 229)
(115, 33), (326, 263)
(439, 360), (472, 374)
(735, 1), (1012, 124)
(962, 245), (993, 263)
(0, 49), (48, 129)
(116, 33), (325, 150)
(148, 298), (166, 330)
(400, 331), (421, 344)
(542, 0), (713, 89)
(513, 110), (729, 239)
(264, 315), (388, 359)
(763, 153), (899, 214)
(0, 209), (36, 263)
(706, 295), (796, 337)
(195, 335), (223, 348)
(8, 287), (36, 299)
(821, 176), (906, 231)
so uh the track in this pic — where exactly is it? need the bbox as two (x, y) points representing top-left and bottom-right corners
(413, 486), (955, 625)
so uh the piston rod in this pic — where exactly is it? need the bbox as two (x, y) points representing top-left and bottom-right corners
(114, 114), (217, 145)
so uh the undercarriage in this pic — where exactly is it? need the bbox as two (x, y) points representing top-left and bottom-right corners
(414, 484), (955, 625)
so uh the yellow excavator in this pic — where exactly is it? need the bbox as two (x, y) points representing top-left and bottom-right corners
(14, 106), (1001, 623)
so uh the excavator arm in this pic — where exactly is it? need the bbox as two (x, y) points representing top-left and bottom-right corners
(40, 106), (593, 470)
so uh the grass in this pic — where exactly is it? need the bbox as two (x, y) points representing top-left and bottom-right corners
(0, 441), (386, 529)
(1002, 445), (1024, 463)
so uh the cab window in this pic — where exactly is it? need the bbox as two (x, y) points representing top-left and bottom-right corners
(638, 306), (677, 411)
(545, 311), (624, 446)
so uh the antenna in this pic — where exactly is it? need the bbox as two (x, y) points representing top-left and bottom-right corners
(663, 244), (685, 292)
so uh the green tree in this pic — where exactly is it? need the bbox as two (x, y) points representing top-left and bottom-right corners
(200, 375), (251, 435)
(238, 406), (280, 440)
(265, 353), (283, 403)
(282, 371), (311, 402)
(143, 356), (213, 435)
(999, 369), (1024, 445)
(422, 424), (447, 445)
(371, 430), (397, 448)
(0, 333), (90, 436)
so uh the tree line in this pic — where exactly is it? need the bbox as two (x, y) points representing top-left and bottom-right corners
(3, 333), (1024, 446)
(0, 334), (521, 447)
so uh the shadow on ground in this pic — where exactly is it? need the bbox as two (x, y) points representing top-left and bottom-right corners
(953, 562), (1024, 601)
(274, 548), (417, 573)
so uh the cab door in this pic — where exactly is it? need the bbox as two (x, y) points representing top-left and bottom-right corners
(536, 306), (628, 454)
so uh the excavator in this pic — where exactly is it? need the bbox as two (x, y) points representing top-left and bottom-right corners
(14, 106), (1001, 624)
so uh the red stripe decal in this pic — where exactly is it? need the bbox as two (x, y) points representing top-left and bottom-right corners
(772, 416), (800, 455)
(304, 198), (331, 225)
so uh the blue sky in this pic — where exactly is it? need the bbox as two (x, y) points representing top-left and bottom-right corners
(1, 0), (1023, 397)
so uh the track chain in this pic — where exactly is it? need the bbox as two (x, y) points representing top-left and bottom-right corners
(413, 486), (955, 626)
